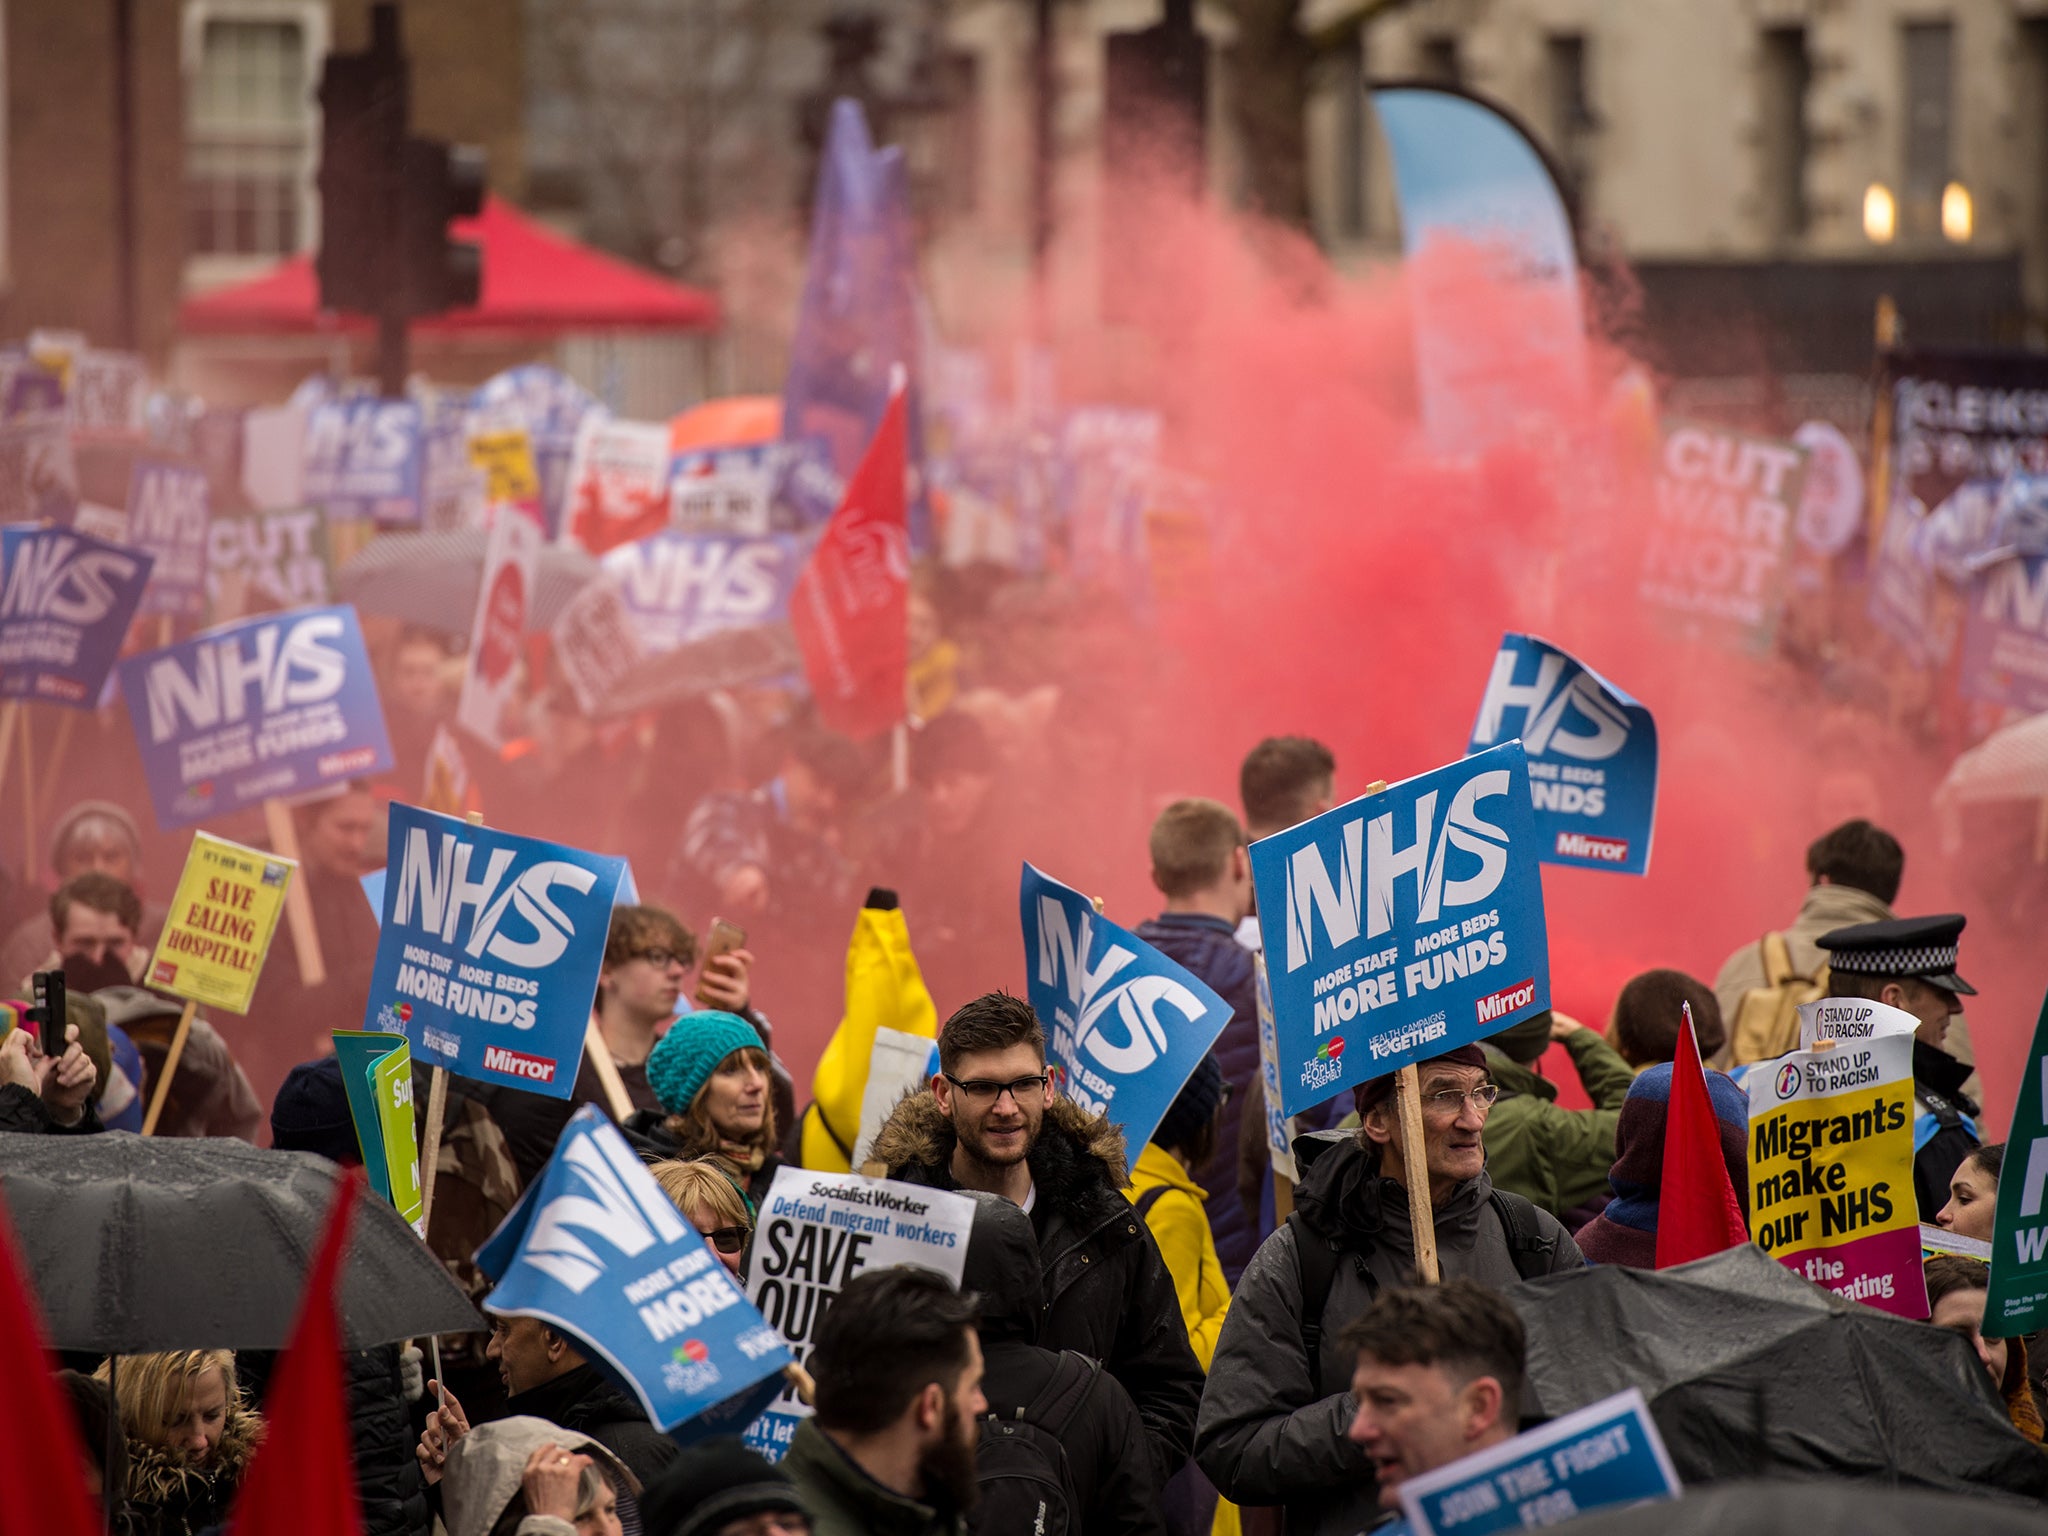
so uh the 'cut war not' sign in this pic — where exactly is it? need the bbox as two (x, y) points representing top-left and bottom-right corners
(0, 524), (153, 706)
(1467, 634), (1657, 875)
(1639, 422), (1806, 648)
(366, 803), (626, 1098)
(1249, 742), (1550, 1117)
(1747, 1031), (1925, 1319)
(117, 604), (394, 830)
(1019, 863), (1231, 1153)
(742, 1166), (975, 1461)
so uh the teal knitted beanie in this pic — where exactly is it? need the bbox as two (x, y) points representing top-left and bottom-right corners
(648, 1010), (766, 1115)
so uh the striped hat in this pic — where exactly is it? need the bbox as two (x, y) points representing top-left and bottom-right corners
(1817, 914), (1975, 996)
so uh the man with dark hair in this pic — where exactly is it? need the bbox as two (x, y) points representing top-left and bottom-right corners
(1821, 914), (1981, 1222)
(1136, 798), (1262, 1281)
(869, 992), (1204, 1488)
(783, 1267), (984, 1536)
(1196, 1047), (1581, 1536)
(1713, 818), (1903, 1027)
(1608, 969), (1724, 1068)
(17, 869), (148, 992)
(1240, 737), (1337, 841)
(1342, 1282), (1527, 1517)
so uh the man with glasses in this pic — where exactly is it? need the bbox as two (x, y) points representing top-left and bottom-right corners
(868, 991), (1204, 1495)
(1195, 1044), (1583, 1536)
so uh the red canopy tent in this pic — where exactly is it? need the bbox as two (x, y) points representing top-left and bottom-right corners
(179, 196), (719, 336)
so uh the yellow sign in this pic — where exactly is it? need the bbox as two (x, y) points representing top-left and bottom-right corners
(469, 429), (540, 505)
(148, 833), (296, 1015)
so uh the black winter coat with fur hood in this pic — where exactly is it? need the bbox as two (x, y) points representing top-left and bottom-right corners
(123, 1400), (261, 1536)
(869, 1091), (1204, 1486)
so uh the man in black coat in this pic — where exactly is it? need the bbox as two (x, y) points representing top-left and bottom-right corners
(869, 991), (1204, 1484)
(959, 1190), (1167, 1536)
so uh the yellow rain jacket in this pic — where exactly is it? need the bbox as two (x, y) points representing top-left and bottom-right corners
(799, 902), (938, 1171)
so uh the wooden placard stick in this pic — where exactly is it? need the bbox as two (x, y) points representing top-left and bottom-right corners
(417, 807), (487, 1240)
(19, 708), (35, 877)
(584, 1018), (635, 1124)
(36, 711), (76, 830)
(263, 799), (327, 987)
(140, 1000), (199, 1136)
(0, 702), (19, 810)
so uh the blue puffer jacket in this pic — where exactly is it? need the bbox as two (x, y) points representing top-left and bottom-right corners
(1135, 913), (1261, 1283)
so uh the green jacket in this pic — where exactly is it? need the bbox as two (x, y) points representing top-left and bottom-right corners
(1481, 1028), (1635, 1218)
(783, 1419), (966, 1536)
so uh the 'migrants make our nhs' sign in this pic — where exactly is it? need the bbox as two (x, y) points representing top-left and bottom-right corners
(1249, 741), (1550, 1116)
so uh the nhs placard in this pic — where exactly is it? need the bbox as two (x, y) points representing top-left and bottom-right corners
(0, 525), (153, 706)
(366, 803), (625, 1098)
(1248, 741), (1550, 1116)
(1019, 863), (1231, 1154)
(1467, 634), (1658, 875)
(117, 604), (394, 829)
(600, 531), (802, 652)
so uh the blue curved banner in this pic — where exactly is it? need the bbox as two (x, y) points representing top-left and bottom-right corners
(1371, 86), (1586, 453)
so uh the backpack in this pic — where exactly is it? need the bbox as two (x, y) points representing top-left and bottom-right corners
(972, 1351), (1099, 1536)
(1730, 932), (1829, 1065)
(1291, 1190), (1558, 1396)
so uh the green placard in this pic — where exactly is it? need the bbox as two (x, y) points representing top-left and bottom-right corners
(332, 1030), (423, 1235)
(1988, 991), (2048, 1333)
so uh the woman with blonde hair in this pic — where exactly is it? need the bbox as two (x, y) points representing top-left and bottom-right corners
(94, 1349), (262, 1536)
(649, 1158), (755, 1278)
(636, 1012), (782, 1206)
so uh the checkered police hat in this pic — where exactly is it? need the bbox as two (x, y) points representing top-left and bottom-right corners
(1816, 914), (1975, 996)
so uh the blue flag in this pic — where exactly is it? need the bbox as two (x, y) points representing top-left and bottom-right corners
(303, 396), (424, 524)
(601, 532), (803, 651)
(1248, 742), (1550, 1117)
(1018, 863), (1232, 1153)
(117, 604), (394, 830)
(1397, 1388), (1679, 1535)
(366, 804), (625, 1098)
(478, 1106), (792, 1438)
(783, 99), (928, 549)
(1468, 634), (1657, 875)
(0, 525), (154, 707)
(1371, 86), (1586, 454)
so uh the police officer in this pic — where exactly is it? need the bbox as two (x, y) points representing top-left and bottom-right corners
(1818, 914), (1980, 1222)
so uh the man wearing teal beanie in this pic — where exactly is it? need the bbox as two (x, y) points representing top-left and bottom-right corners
(638, 1011), (783, 1206)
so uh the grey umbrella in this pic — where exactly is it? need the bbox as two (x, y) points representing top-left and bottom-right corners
(0, 1132), (481, 1352)
(1506, 1244), (2048, 1500)
(336, 528), (599, 639)
(1553, 1479), (2048, 1532)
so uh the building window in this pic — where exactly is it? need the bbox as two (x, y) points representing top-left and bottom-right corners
(1759, 26), (1810, 243)
(1900, 21), (1953, 241)
(185, 13), (316, 259)
(1544, 33), (1593, 204)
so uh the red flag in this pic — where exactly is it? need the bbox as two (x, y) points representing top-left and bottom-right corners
(232, 1171), (364, 1536)
(790, 383), (910, 739)
(0, 1186), (102, 1536)
(1656, 1002), (1750, 1268)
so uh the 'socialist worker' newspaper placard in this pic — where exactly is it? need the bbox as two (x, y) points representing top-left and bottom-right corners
(743, 1167), (976, 1462)
(1748, 1030), (1927, 1320)
(147, 832), (296, 1014)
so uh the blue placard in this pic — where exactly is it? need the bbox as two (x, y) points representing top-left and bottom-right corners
(1397, 1389), (1680, 1536)
(1248, 742), (1550, 1117)
(1467, 634), (1657, 875)
(476, 365), (598, 538)
(117, 604), (394, 829)
(365, 803), (625, 1098)
(1960, 555), (2048, 713)
(126, 459), (211, 617)
(1018, 863), (1232, 1153)
(0, 525), (154, 706)
(303, 397), (424, 524)
(478, 1105), (792, 1437)
(600, 532), (803, 651)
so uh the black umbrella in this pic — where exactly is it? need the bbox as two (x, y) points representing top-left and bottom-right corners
(1555, 1479), (2048, 1534)
(0, 1132), (481, 1352)
(336, 528), (599, 639)
(1506, 1244), (2048, 1500)
(581, 623), (802, 718)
